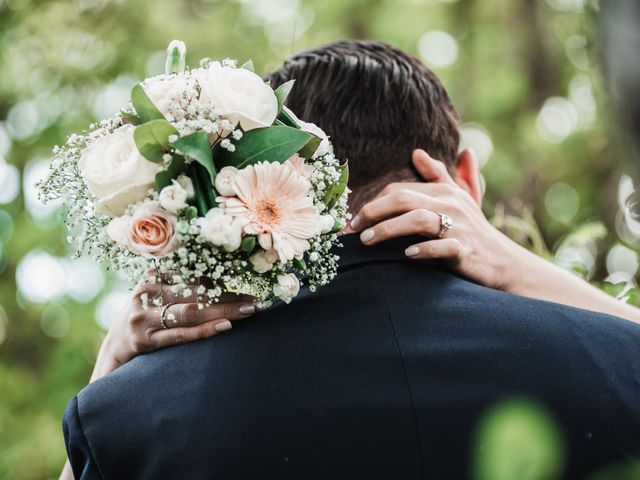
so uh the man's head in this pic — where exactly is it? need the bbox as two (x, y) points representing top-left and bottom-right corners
(268, 40), (481, 211)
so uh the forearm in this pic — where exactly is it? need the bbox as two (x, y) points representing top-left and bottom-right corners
(89, 333), (123, 383)
(505, 242), (640, 324)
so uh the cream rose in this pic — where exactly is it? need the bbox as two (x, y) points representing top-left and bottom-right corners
(143, 75), (189, 118)
(197, 62), (278, 131)
(273, 273), (300, 304)
(198, 207), (246, 252)
(79, 124), (159, 217)
(106, 202), (178, 258)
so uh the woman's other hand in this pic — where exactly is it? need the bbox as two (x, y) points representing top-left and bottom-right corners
(91, 283), (257, 381)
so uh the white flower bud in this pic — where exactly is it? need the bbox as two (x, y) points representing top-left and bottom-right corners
(214, 166), (239, 196)
(176, 174), (195, 199)
(198, 207), (246, 252)
(159, 180), (189, 214)
(249, 249), (278, 273)
(273, 273), (300, 304)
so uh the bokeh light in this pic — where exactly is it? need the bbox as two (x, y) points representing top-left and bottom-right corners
(0, 158), (21, 204)
(16, 250), (67, 304)
(606, 243), (639, 280)
(544, 182), (580, 223)
(417, 30), (458, 68)
(95, 289), (130, 330)
(40, 304), (70, 339)
(536, 97), (579, 143)
(460, 124), (493, 167)
(23, 158), (62, 222)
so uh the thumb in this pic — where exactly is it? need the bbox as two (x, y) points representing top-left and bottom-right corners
(412, 149), (455, 185)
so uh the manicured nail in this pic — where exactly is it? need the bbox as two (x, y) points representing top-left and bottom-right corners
(360, 229), (375, 243)
(215, 320), (232, 332)
(350, 215), (361, 230)
(405, 246), (420, 257)
(239, 303), (255, 316)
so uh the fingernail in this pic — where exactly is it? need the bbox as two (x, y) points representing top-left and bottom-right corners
(239, 303), (255, 316)
(405, 246), (420, 257)
(360, 229), (374, 243)
(351, 215), (361, 230)
(215, 320), (232, 332)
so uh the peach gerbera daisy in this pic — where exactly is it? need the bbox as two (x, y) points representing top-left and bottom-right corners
(220, 161), (320, 262)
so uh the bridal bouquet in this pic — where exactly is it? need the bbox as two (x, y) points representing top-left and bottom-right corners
(38, 41), (349, 306)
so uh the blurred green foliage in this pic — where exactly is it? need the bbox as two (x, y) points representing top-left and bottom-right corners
(0, 0), (639, 478)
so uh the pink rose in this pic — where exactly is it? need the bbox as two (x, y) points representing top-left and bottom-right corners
(107, 202), (178, 258)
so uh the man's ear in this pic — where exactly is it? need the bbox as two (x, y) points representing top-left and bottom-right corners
(454, 148), (483, 205)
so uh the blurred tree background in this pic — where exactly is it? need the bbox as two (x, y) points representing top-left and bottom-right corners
(0, 0), (639, 478)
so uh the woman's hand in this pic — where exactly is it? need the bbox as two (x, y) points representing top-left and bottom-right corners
(350, 149), (516, 291)
(350, 148), (640, 324)
(91, 281), (257, 381)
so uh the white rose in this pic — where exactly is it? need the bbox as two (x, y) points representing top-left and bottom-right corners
(78, 124), (159, 217)
(198, 207), (246, 252)
(197, 62), (278, 131)
(249, 249), (279, 273)
(214, 166), (239, 196)
(300, 122), (332, 158)
(318, 214), (335, 234)
(176, 174), (195, 199)
(273, 273), (300, 304)
(143, 75), (188, 118)
(159, 180), (189, 213)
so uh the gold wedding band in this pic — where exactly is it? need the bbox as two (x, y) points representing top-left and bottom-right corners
(160, 302), (176, 330)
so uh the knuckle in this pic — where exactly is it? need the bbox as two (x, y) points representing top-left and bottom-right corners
(127, 311), (144, 327)
(130, 335), (147, 354)
(222, 303), (237, 319)
(415, 209), (433, 230)
(360, 203), (374, 220)
(395, 189), (414, 208)
(180, 303), (197, 322)
(173, 330), (186, 345)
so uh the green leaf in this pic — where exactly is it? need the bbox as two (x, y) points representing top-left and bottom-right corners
(323, 162), (349, 209)
(131, 83), (166, 123)
(293, 258), (307, 270)
(274, 80), (295, 114)
(121, 110), (142, 126)
(134, 119), (178, 162)
(155, 155), (186, 191)
(216, 126), (315, 169)
(241, 236), (256, 253)
(171, 131), (217, 184)
(188, 163), (213, 215)
(241, 59), (255, 72)
(297, 135), (321, 159)
(276, 105), (300, 128)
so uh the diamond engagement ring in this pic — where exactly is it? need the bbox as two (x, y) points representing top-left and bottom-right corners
(437, 213), (453, 238)
(160, 303), (176, 330)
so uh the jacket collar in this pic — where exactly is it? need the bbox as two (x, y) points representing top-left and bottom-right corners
(336, 233), (439, 270)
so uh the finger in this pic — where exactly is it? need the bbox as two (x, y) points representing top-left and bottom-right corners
(351, 189), (444, 231)
(412, 149), (457, 185)
(150, 318), (233, 348)
(360, 209), (441, 245)
(404, 238), (466, 260)
(152, 301), (257, 329)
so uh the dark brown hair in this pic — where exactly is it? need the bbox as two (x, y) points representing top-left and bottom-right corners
(268, 40), (461, 208)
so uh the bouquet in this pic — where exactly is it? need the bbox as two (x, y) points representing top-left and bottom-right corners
(37, 40), (349, 307)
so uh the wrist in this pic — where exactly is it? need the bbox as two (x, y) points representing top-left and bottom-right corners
(490, 231), (536, 293)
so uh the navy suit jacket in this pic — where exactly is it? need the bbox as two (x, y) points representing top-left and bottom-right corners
(64, 234), (640, 479)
